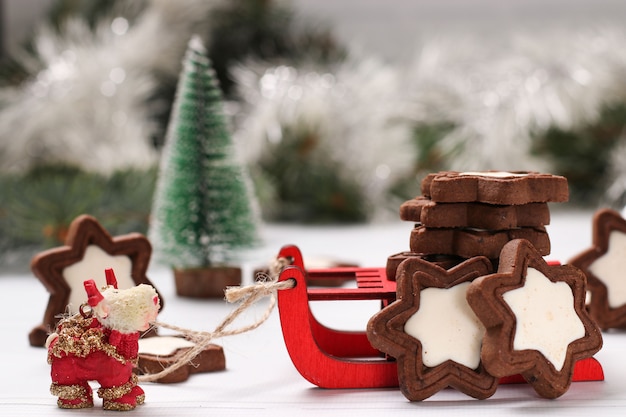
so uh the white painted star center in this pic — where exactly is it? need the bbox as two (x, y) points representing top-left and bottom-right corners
(404, 282), (484, 369)
(62, 245), (134, 313)
(460, 171), (527, 178)
(589, 230), (626, 308)
(503, 267), (584, 371)
(138, 336), (195, 356)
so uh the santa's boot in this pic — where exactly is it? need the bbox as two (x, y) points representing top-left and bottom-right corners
(130, 384), (146, 405)
(98, 374), (141, 411)
(50, 382), (93, 409)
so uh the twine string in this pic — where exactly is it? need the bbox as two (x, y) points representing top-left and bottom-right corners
(138, 257), (294, 383)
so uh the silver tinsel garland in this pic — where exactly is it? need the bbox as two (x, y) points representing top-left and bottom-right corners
(0, 0), (220, 174)
(234, 26), (626, 211)
(233, 54), (415, 217)
(404, 29), (626, 172)
(3, 5), (626, 209)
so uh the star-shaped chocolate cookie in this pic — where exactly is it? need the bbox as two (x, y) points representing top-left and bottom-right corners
(467, 239), (602, 398)
(410, 225), (551, 259)
(400, 196), (551, 229)
(569, 208), (626, 329)
(29, 214), (161, 347)
(367, 256), (498, 401)
(421, 171), (569, 205)
(137, 336), (226, 383)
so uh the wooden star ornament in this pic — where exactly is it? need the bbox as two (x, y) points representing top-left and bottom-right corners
(569, 208), (626, 329)
(467, 239), (603, 399)
(367, 256), (498, 401)
(29, 214), (162, 347)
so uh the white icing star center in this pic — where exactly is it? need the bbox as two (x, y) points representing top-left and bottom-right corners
(503, 267), (585, 371)
(63, 245), (134, 313)
(404, 282), (485, 369)
(460, 171), (528, 178)
(138, 336), (195, 356)
(589, 230), (626, 308)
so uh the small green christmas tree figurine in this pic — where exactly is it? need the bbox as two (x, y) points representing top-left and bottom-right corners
(150, 35), (259, 297)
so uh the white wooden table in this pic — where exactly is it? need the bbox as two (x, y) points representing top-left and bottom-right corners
(3, 210), (626, 416)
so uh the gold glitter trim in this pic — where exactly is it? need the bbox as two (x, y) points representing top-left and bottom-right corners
(50, 383), (87, 400)
(97, 374), (137, 400)
(57, 398), (94, 409)
(136, 393), (145, 405)
(50, 383), (93, 409)
(47, 314), (133, 366)
(103, 400), (136, 411)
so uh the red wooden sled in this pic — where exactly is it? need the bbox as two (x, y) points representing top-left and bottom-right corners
(275, 244), (604, 389)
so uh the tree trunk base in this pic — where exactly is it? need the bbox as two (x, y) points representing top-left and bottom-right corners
(174, 267), (242, 298)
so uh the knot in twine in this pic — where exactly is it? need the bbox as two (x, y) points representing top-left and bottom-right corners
(138, 257), (294, 383)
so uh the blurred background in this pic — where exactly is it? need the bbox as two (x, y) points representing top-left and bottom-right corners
(2, 0), (626, 265)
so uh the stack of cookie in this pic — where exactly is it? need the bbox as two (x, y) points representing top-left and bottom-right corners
(387, 171), (569, 279)
(369, 171), (603, 401)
